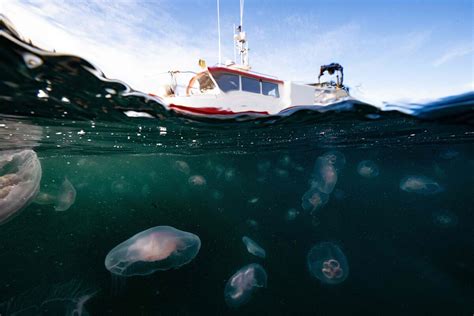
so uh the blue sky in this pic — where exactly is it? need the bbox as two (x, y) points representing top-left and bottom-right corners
(1, 0), (473, 104)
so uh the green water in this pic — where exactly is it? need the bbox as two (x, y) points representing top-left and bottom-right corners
(1, 144), (473, 315)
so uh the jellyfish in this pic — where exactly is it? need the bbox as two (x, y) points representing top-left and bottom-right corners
(301, 187), (329, 214)
(174, 160), (190, 175)
(432, 210), (458, 228)
(224, 263), (267, 308)
(105, 226), (201, 276)
(188, 175), (206, 186)
(248, 197), (259, 204)
(311, 159), (338, 194)
(286, 208), (299, 221)
(0, 280), (95, 316)
(224, 168), (236, 182)
(275, 168), (289, 178)
(356, 160), (379, 178)
(317, 151), (346, 172)
(242, 236), (266, 259)
(278, 155), (292, 168)
(34, 177), (76, 212)
(0, 149), (42, 225)
(111, 178), (131, 194)
(54, 178), (76, 211)
(211, 189), (223, 200)
(399, 176), (443, 195)
(307, 242), (349, 285)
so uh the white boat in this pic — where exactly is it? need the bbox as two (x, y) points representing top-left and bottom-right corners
(151, 1), (351, 116)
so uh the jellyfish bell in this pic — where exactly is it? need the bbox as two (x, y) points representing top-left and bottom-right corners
(318, 151), (346, 172)
(400, 175), (443, 195)
(307, 242), (349, 285)
(357, 160), (379, 178)
(174, 160), (190, 175)
(224, 263), (267, 308)
(242, 236), (266, 259)
(246, 219), (259, 230)
(311, 160), (338, 194)
(105, 226), (201, 277)
(0, 149), (42, 225)
(188, 175), (206, 186)
(54, 177), (76, 211)
(33, 177), (76, 212)
(432, 210), (458, 228)
(286, 208), (299, 221)
(301, 188), (329, 214)
(110, 178), (131, 194)
(224, 168), (236, 182)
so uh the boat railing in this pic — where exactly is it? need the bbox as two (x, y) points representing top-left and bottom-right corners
(157, 71), (219, 97)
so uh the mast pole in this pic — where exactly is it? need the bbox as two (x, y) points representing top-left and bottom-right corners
(217, 0), (222, 65)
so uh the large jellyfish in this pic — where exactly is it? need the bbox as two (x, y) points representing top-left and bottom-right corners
(105, 226), (201, 276)
(356, 160), (379, 178)
(34, 177), (76, 211)
(224, 263), (267, 308)
(399, 175), (443, 195)
(242, 236), (266, 258)
(0, 149), (42, 224)
(307, 242), (349, 285)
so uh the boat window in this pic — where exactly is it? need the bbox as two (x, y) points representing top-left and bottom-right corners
(213, 73), (240, 92)
(262, 81), (280, 97)
(241, 76), (261, 94)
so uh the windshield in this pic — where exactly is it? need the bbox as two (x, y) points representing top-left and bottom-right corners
(212, 72), (240, 92)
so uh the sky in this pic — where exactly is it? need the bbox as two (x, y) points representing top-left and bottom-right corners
(1, 0), (473, 104)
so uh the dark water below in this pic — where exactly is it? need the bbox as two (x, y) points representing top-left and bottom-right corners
(0, 15), (473, 316)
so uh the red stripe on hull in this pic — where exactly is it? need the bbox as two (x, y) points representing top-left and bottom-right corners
(169, 104), (269, 116)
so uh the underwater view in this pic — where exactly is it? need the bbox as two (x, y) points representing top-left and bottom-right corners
(0, 2), (474, 316)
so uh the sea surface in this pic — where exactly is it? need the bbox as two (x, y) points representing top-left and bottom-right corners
(0, 16), (473, 316)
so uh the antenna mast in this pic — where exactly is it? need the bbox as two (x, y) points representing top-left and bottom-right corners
(217, 0), (222, 65)
(234, 0), (250, 68)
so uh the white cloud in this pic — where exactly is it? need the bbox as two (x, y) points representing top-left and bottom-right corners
(433, 44), (473, 67)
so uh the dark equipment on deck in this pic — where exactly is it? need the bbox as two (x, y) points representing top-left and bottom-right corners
(318, 63), (344, 87)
